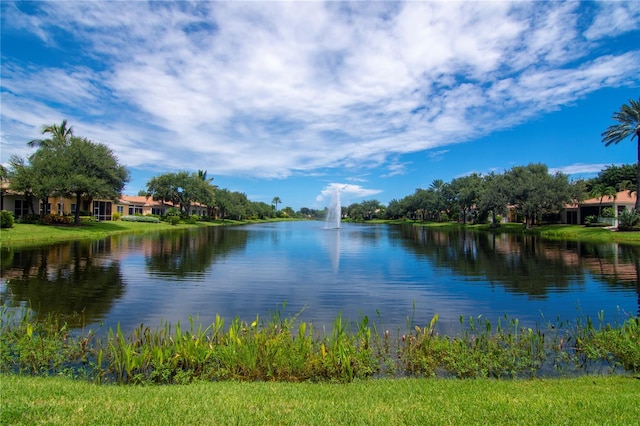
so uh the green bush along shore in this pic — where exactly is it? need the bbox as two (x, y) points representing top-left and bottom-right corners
(1, 308), (638, 385)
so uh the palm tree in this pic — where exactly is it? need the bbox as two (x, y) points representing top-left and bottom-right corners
(617, 179), (637, 198)
(272, 196), (281, 212)
(602, 98), (640, 210)
(430, 179), (447, 221)
(590, 184), (617, 217)
(196, 169), (213, 183)
(28, 120), (74, 148)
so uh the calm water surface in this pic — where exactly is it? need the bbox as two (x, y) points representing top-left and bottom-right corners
(1, 221), (638, 334)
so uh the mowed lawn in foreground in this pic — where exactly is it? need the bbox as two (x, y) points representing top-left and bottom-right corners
(2, 375), (639, 425)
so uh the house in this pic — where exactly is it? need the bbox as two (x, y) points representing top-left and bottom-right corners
(562, 191), (637, 226)
(114, 195), (208, 217)
(1, 180), (38, 218)
(115, 195), (170, 216)
(1, 179), (209, 221)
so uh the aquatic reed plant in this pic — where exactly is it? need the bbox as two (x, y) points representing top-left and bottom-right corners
(0, 307), (92, 377)
(1, 306), (638, 384)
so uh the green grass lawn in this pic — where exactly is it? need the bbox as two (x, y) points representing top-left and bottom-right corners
(0, 220), (241, 249)
(407, 221), (640, 245)
(2, 375), (638, 425)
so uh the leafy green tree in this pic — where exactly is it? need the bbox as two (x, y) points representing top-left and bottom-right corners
(504, 164), (572, 228)
(281, 206), (295, 218)
(52, 137), (128, 224)
(6, 155), (38, 214)
(228, 191), (251, 220)
(384, 199), (404, 220)
(406, 188), (435, 222)
(251, 201), (274, 219)
(146, 171), (214, 216)
(213, 188), (232, 220)
(589, 164), (637, 191)
(194, 170), (217, 216)
(346, 202), (364, 221)
(450, 173), (483, 224)
(360, 199), (381, 220)
(477, 172), (508, 226)
(23, 133), (129, 224)
(601, 98), (640, 210)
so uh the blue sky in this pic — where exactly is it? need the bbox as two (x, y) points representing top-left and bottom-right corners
(1, 1), (638, 211)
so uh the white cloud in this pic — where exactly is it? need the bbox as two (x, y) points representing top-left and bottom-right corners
(316, 183), (383, 205)
(584, 2), (640, 40)
(1, 1), (638, 181)
(550, 163), (611, 176)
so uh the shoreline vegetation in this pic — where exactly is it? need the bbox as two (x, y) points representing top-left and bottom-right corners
(1, 307), (638, 384)
(1, 218), (639, 250)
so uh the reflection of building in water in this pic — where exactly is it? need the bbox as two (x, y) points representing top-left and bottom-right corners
(1, 240), (116, 282)
(1, 241), (126, 327)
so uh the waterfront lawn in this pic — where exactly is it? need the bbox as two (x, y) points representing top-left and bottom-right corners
(0, 220), (236, 249)
(2, 374), (639, 425)
(407, 221), (640, 245)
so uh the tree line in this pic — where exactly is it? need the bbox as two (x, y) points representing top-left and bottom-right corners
(343, 163), (636, 228)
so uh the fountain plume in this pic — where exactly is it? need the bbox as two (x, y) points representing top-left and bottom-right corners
(325, 186), (341, 229)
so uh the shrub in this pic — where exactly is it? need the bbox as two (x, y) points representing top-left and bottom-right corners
(185, 214), (200, 224)
(166, 215), (181, 226)
(41, 214), (73, 225)
(0, 210), (14, 228)
(121, 215), (160, 223)
(584, 215), (598, 225)
(112, 212), (122, 221)
(601, 207), (616, 218)
(19, 214), (41, 224)
(618, 208), (640, 231)
(80, 216), (97, 223)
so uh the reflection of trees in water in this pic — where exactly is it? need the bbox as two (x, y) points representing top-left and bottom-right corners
(144, 227), (249, 280)
(401, 226), (639, 307)
(1, 240), (125, 327)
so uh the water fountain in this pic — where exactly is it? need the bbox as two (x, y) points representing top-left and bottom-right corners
(325, 186), (341, 229)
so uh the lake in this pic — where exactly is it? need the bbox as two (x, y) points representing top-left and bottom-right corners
(1, 221), (638, 335)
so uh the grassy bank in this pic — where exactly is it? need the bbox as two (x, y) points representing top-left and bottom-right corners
(2, 374), (639, 425)
(372, 220), (640, 245)
(0, 219), (260, 250)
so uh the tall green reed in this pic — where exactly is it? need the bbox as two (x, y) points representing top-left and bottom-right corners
(1, 306), (638, 384)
